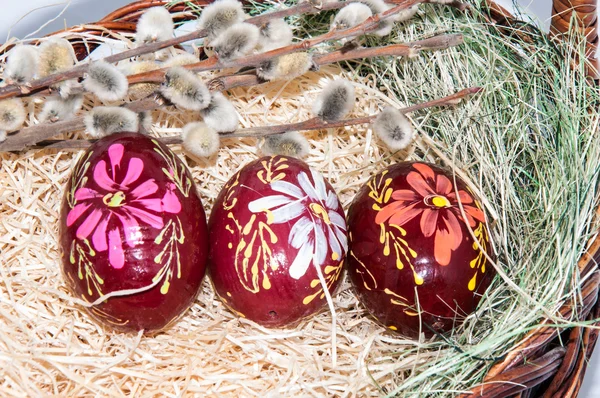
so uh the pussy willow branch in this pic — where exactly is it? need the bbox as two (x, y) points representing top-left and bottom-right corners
(209, 33), (464, 91)
(0, 0), (466, 101)
(128, 28), (463, 86)
(18, 0), (432, 99)
(31, 88), (480, 150)
(32, 0), (447, 91)
(0, 34), (463, 152)
(132, 0), (425, 81)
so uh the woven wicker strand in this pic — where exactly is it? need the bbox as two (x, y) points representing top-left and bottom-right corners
(7, 1), (598, 396)
(40, 1), (600, 396)
(550, 0), (598, 79)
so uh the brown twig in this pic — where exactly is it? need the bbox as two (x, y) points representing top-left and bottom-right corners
(120, 0), (426, 85)
(29, 88), (480, 150)
(0, 1), (340, 100)
(19, 0), (423, 99)
(128, 32), (463, 88)
(0, 98), (158, 152)
(312, 34), (464, 64)
(0, 0), (468, 101)
(207, 34), (464, 91)
(0, 35), (464, 152)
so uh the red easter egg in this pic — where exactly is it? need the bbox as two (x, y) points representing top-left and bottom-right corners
(347, 162), (495, 338)
(208, 156), (347, 327)
(60, 133), (208, 332)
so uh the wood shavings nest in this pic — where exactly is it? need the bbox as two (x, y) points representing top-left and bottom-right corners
(0, 62), (415, 396)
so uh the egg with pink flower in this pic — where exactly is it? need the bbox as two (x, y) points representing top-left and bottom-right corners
(347, 162), (495, 338)
(59, 132), (208, 332)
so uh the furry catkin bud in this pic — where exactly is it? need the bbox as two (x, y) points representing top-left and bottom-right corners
(4, 45), (39, 84)
(160, 67), (211, 110)
(211, 23), (259, 62)
(182, 121), (220, 158)
(0, 98), (26, 132)
(0, 130), (6, 142)
(120, 61), (160, 99)
(138, 111), (153, 133)
(299, 0), (335, 13)
(38, 38), (78, 98)
(57, 80), (80, 99)
(312, 79), (355, 121)
(40, 94), (83, 122)
(393, 4), (419, 23)
(331, 3), (372, 31)
(373, 107), (414, 150)
(258, 19), (293, 52)
(357, 0), (386, 14)
(198, 0), (245, 40)
(257, 52), (313, 81)
(135, 7), (174, 44)
(200, 91), (239, 133)
(83, 61), (129, 102)
(355, 0), (395, 36)
(162, 53), (199, 68)
(84, 107), (139, 138)
(262, 131), (310, 158)
(37, 38), (76, 78)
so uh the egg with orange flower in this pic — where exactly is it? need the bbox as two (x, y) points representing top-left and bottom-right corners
(347, 162), (495, 338)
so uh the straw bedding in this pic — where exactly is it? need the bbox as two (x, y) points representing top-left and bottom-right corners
(0, 63), (415, 396)
(1, 1), (599, 396)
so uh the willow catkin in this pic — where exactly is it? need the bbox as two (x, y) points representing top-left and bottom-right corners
(40, 95), (83, 122)
(83, 61), (129, 102)
(198, 0), (246, 40)
(372, 107), (414, 150)
(135, 6), (174, 44)
(312, 79), (355, 121)
(200, 92), (239, 133)
(257, 52), (313, 81)
(182, 121), (220, 157)
(4, 45), (39, 84)
(84, 107), (139, 138)
(160, 67), (211, 111)
(261, 131), (310, 158)
(211, 23), (260, 62)
(0, 98), (26, 132)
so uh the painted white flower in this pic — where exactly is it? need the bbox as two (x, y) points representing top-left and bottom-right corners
(248, 168), (348, 280)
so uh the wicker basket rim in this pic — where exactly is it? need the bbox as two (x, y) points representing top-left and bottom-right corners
(13, 0), (600, 396)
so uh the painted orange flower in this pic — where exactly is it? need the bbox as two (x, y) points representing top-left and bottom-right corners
(375, 163), (485, 266)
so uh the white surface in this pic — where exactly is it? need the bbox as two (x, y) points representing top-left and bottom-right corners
(494, 0), (553, 31)
(1, 0), (129, 42)
(1, 1), (599, 397)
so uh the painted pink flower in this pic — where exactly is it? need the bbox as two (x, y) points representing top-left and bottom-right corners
(375, 163), (485, 266)
(67, 144), (181, 269)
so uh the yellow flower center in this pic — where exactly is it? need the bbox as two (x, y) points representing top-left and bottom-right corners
(425, 195), (451, 209)
(103, 191), (126, 207)
(309, 203), (331, 225)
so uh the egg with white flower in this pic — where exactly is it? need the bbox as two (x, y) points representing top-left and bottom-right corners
(208, 156), (347, 327)
(60, 132), (208, 332)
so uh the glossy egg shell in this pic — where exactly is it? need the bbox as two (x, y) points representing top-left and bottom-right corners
(60, 132), (208, 332)
(347, 162), (495, 338)
(208, 156), (347, 328)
